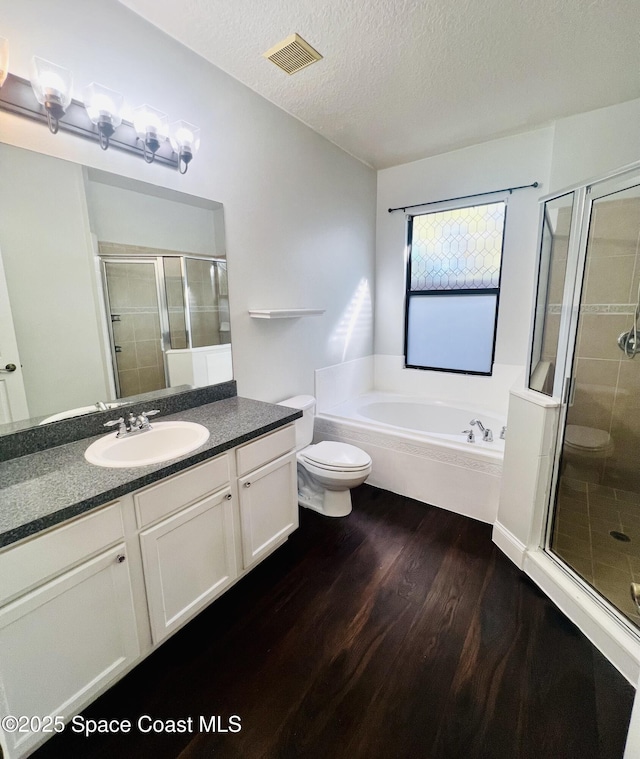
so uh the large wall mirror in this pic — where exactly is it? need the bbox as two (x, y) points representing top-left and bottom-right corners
(0, 143), (232, 434)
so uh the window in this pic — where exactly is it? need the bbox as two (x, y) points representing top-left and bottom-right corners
(404, 201), (506, 375)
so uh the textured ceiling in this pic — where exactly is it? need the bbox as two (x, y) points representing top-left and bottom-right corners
(118, 0), (640, 169)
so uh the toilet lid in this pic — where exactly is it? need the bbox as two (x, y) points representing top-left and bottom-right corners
(565, 424), (612, 451)
(301, 441), (371, 470)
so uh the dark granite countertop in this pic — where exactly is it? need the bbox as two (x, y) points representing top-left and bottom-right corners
(0, 397), (301, 549)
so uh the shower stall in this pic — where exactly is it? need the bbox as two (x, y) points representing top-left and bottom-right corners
(530, 162), (640, 629)
(101, 254), (230, 399)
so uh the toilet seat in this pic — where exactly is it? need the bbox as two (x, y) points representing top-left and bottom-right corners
(300, 441), (371, 471)
(565, 424), (613, 452)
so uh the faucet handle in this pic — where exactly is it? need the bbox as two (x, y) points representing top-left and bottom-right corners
(462, 429), (475, 443)
(104, 417), (124, 427)
(104, 417), (127, 437)
(136, 409), (160, 430)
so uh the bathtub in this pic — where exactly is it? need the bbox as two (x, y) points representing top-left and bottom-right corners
(314, 392), (505, 524)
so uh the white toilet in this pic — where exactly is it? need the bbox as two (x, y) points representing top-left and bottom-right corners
(563, 424), (614, 483)
(278, 395), (372, 517)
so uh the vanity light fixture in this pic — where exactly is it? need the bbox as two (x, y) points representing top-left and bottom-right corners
(29, 56), (73, 134)
(133, 104), (169, 164)
(0, 53), (197, 171)
(169, 120), (200, 174)
(0, 38), (8, 88)
(83, 82), (124, 150)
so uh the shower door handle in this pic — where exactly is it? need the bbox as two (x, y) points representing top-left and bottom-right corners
(0, 363), (17, 373)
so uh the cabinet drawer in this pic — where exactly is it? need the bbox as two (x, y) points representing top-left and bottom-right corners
(236, 424), (296, 477)
(135, 454), (230, 528)
(0, 502), (124, 605)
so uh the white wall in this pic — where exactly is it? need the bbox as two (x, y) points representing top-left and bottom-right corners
(0, 0), (376, 404)
(86, 181), (219, 256)
(550, 98), (640, 191)
(0, 144), (110, 417)
(375, 128), (554, 372)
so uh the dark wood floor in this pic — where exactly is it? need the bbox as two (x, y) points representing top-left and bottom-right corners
(34, 485), (634, 759)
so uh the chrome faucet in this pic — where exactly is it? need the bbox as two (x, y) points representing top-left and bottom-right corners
(462, 429), (475, 443)
(470, 418), (493, 442)
(104, 410), (160, 438)
(134, 410), (160, 431)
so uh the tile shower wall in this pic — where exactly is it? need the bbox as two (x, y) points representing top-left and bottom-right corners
(106, 263), (166, 397)
(568, 196), (640, 489)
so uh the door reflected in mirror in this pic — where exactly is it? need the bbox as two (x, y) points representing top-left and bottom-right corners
(0, 143), (231, 433)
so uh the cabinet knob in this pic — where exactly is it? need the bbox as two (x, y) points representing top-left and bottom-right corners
(225, 493), (232, 500)
(244, 482), (251, 488)
(116, 554), (126, 563)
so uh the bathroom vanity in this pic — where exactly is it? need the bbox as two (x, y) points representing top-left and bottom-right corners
(0, 396), (300, 759)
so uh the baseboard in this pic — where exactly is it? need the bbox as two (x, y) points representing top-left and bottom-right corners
(492, 521), (526, 569)
(525, 549), (640, 686)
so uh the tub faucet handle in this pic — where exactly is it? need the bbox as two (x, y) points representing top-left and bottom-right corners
(471, 418), (493, 442)
(462, 429), (475, 443)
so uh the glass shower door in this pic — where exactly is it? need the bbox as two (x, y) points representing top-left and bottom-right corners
(549, 175), (640, 627)
(102, 260), (168, 398)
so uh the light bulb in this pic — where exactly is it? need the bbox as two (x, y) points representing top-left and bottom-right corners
(83, 83), (123, 149)
(30, 57), (73, 133)
(133, 104), (168, 163)
(0, 38), (8, 88)
(169, 120), (201, 174)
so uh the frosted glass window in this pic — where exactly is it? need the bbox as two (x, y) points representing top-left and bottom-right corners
(406, 294), (497, 374)
(410, 202), (505, 291)
(405, 201), (506, 375)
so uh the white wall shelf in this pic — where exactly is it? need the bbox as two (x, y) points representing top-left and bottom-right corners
(248, 309), (325, 319)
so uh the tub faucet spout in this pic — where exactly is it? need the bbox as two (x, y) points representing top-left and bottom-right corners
(470, 419), (493, 442)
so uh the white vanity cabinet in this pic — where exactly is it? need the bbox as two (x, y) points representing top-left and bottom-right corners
(0, 421), (298, 759)
(0, 503), (139, 759)
(236, 425), (299, 569)
(136, 454), (237, 644)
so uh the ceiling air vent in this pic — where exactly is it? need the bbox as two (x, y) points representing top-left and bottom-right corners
(263, 33), (323, 75)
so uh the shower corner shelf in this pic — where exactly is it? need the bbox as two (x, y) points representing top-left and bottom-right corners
(248, 309), (325, 319)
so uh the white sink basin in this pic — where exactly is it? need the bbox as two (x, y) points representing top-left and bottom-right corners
(84, 421), (210, 468)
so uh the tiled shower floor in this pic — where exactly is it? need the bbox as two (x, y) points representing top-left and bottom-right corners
(551, 477), (640, 627)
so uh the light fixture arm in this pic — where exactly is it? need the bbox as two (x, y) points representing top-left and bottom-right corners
(178, 147), (193, 174)
(97, 119), (115, 150)
(142, 134), (161, 163)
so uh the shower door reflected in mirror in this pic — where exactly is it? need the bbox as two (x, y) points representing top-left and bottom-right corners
(549, 177), (640, 627)
(103, 260), (167, 399)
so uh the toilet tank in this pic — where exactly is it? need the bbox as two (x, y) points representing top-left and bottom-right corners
(278, 395), (316, 450)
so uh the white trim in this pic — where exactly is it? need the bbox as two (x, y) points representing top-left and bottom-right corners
(538, 159), (640, 203)
(492, 522), (526, 569)
(524, 549), (640, 685)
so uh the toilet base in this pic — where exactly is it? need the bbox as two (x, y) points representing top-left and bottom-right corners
(298, 487), (353, 518)
(297, 465), (354, 517)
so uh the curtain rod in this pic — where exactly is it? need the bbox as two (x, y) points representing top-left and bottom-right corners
(387, 181), (539, 213)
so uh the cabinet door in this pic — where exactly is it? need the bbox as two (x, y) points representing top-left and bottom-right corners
(238, 452), (298, 570)
(140, 488), (237, 644)
(0, 545), (139, 759)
